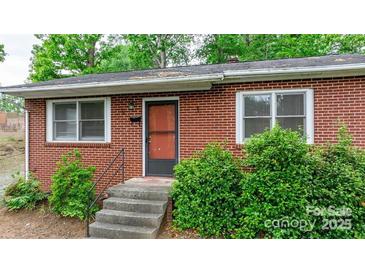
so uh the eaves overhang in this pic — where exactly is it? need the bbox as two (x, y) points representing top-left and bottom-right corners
(2, 63), (365, 99)
(221, 63), (365, 83)
(0, 74), (223, 99)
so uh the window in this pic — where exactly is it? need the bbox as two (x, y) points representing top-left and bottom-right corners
(79, 101), (105, 141)
(243, 94), (271, 139)
(236, 89), (314, 144)
(47, 98), (111, 142)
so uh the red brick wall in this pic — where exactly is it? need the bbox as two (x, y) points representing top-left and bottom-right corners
(25, 76), (365, 190)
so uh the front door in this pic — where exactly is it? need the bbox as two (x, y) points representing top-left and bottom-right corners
(145, 100), (178, 176)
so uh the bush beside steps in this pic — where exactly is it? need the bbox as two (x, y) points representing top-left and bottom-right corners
(171, 125), (365, 239)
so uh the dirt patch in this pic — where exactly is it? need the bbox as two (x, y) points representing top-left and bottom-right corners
(0, 136), (25, 191)
(0, 204), (85, 239)
(0, 136), (24, 156)
(158, 222), (200, 239)
(0, 203), (199, 239)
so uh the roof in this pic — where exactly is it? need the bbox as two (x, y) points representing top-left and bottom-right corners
(2, 54), (365, 99)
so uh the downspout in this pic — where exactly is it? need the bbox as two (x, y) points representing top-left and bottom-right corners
(25, 109), (29, 180)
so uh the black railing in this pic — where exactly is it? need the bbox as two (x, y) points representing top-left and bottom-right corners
(85, 148), (125, 237)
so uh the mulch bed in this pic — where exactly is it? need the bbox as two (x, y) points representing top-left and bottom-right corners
(158, 222), (200, 239)
(0, 204), (199, 239)
(0, 204), (85, 239)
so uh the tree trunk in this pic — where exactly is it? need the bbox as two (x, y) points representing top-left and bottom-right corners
(159, 50), (167, 68)
(87, 41), (97, 68)
(155, 34), (167, 68)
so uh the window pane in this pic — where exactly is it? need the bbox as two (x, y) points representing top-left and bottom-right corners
(244, 95), (271, 116)
(80, 101), (104, 120)
(277, 117), (305, 133)
(80, 121), (105, 140)
(277, 94), (304, 116)
(54, 121), (76, 140)
(54, 103), (76, 120)
(244, 118), (271, 138)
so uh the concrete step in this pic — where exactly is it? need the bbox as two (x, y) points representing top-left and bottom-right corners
(89, 222), (158, 239)
(110, 184), (170, 193)
(107, 186), (169, 201)
(103, 197), (167, 214)
(89, 177), (172, 239)
(124, 183), (171, 191)
(125, 177), (173, 188)
(95, 209), (163, 227)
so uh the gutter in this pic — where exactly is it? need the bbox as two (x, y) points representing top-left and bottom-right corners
(2, 63), (365, 96)
(1, 73), (225, 94)
(222, 63), (365, 80)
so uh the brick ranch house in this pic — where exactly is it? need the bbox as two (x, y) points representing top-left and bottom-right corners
(2, 54), (365, 238)
(1, 54), (365, 187)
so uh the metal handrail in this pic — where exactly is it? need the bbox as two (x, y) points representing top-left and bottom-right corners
(85, 148), (125, 237)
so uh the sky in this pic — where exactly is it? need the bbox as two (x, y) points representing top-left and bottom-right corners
(0, 34), (38, 86)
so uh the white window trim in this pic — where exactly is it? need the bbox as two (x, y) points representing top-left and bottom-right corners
(236, 89), (314, 144)
(46, 97), (111, 143)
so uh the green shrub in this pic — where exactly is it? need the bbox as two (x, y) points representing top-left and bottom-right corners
(49, 149), (97, 220)
(171, 125), (365, 239)
(3, 174), (47, 210)
(307, 126), (365, 238)
(171, 143), (243, 238)
(235, 125), (313, 238)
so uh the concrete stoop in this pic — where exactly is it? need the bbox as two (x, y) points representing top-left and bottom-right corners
(89, 177), (172, 239)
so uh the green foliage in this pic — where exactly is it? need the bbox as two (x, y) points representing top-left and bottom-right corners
(0, 94), (24, 113)
(96, 44), (132, 73)
(28, 34), (365, 82)
(235, 125), (365, 238)
(171, 143), (243, 238)
(124, 34), (193, 69)
(48, 149), (97, 220)
(29, 34), (102, 82)
(3, 174), (47, 210)
(235, 125), (313, 238)
(307, 126), (365, 238)
(29, 34), (134, 82)
(196, 34), (248, 64)
(0, 43), (5, 62)
(196, 34), (365, 64)
(172, 126), (365, 239)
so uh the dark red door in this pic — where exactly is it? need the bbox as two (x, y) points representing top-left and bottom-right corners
(145, 101), (178, 176)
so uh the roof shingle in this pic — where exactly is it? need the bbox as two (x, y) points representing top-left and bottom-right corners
(4, 54), (365, 89)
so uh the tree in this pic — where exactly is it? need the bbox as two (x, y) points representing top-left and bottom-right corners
(94, 36), (132, 73)
(0, 43), (5, 63)
(196, 34), (247, 64)
(0, 94), (24, 113)
(196, 34), (365, 64)
(0, 44), (23, 113)
(28, 34), (365, 82)
(124, 34), (193, 69)
(330, 34), (365, 54)
(29, 34), (132, 82)
(29, 34), (103, 82)
(29, 34), (194, 82)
